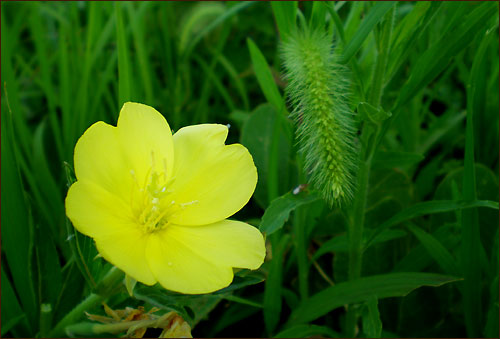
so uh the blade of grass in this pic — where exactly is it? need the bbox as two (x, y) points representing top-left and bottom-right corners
(1, 101), (37, 330)
(288, 272), (460, 324)
(264, 233), (290, 335)
(407, 224), (460, 276)
(182, 1), (255, 60)
(193, 54), (236, 114)
(366, 199), (499, 250)
(115, 2), (132, 107)
(1, 10), (32, 161)
(340, 2), (396, 64)
(361, 297), (382, 338)
(74, 2), (100, 143)
(126, 2), (154, 105)
(460, 26), (495, 337)
(29, 3), (64, 159)
(271, 1), (297, 41)
(247, 38), (286, 114)
(216, 54), (250, 111)
(309, 1), (326, 30)
(393, 2), (497, 111)
(1, 268), (29, 337)
(324, 2), (366, 100)
(194, 21), (232, 122)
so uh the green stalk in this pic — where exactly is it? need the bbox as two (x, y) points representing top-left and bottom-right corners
(39, 304), (53, 338)
(65, 318), (161, 336)
(48, 267), (124, 338)
(345, 141), (371, 338)
(324, 2), (366, 101)
(293, 154), (309, 300)
(346, 6), (394, 337)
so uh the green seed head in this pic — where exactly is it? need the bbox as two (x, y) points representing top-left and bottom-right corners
(281, 29), (357, 205)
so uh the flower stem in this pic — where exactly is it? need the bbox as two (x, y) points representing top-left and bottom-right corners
(48, 267), (124, 337)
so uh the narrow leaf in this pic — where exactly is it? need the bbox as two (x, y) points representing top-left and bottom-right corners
(260, 191), (321, 235)
(362, 297), (382, 338)
(407, 224), (459, 276)
(271, 1), (297, 40)
(264, 234), (290, 335)
(372, 151), (424, 170)
(461, 25), (495, 337)
(247, 38), (285, 114)
(366, 200), (499, 249)
(289, 272), (459, 324)
(340, 2), (396, 63)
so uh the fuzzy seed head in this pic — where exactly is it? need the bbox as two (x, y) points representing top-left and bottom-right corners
(281, 29), (357, 205)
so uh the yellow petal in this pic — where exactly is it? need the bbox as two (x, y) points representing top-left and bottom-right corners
(146, 229), (233, 294)
(66, 180), (157, 285)
(117, 102), (175, 186)
(167, 124), (257, 226)
(96, 229), (156, 286)
(65, 180), (134, 238)
(167, 220), (266, 270)
(73, 121), (133, 199)
(73, 102), (174, 199)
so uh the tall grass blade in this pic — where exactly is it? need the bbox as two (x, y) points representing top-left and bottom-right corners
(460, 26), (495, 337)
(340, 2), (396, 64)
(289, 272), (459, 324)
(115, 2), (132, 107)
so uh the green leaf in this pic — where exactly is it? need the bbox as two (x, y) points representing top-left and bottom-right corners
(271, 1), (297, 40)
(395, 2), (497, 110)
(289, 272), (459, 324)
(1, 268), (28, 337)
(407, 224), (459, 276)
(394, 223), (460, 273)
(240, 104), (294, 208)
(264, 234), (290, 335)
(247, 38), (286, 113)
(309, 1), (327, 30)
(387, 1), (439, 80)
(357, 102), (392, 124)
(209, 302), (260, 337)
(35, 225), (62, 308)
(133, 286), (221, 327)
(372, 151), (424, 170)
(260, 191), (321, 235)
(460, 25), (495, 338)
(362, 297), (382, 338)
(178, 2), (226, 55)
(0, 104), (37, 330)
(366, 199), (499, 249)
(214, 270), (265, 295)
(340, 2), (396, 64)
(32, 120), (63, 235)
(115, 2), (132, 107)
(275, 324), (339, 338)
(313, 229), (406, 260)
(183, 2), (254, 59)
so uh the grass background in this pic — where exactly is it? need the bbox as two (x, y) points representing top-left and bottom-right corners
(1, 1), (499, 338)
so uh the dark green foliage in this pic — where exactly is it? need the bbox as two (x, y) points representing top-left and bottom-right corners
(1, 1), (498, 338)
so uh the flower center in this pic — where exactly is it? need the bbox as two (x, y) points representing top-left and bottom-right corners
(129, 155), (199, 233)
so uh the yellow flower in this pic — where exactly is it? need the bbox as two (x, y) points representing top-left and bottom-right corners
(65, 102), (265, 294)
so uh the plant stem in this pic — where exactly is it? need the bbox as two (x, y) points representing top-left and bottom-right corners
(346, 147), (371, 338)
(346, 6), (395, 337)
(49, 293), (104, 338)
(48, 267), (124, 337)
